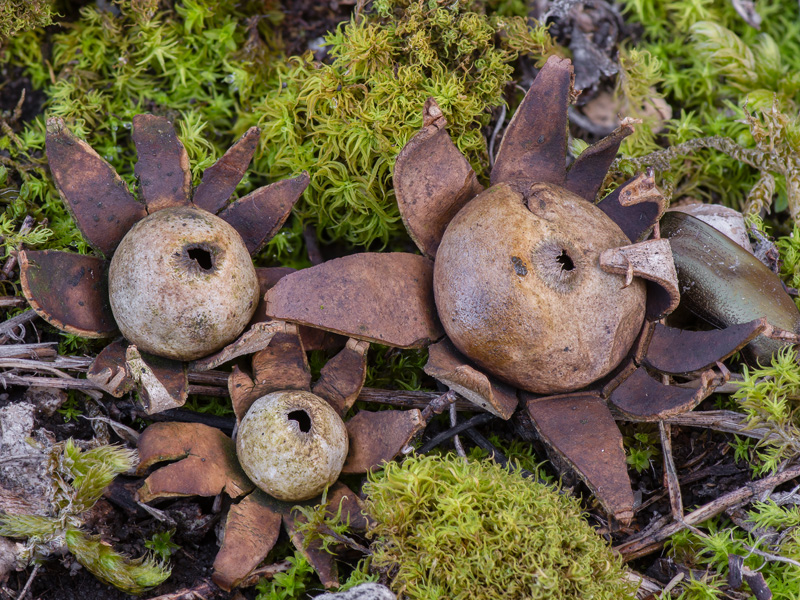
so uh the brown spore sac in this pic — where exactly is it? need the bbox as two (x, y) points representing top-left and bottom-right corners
(433, 182), (646, 394)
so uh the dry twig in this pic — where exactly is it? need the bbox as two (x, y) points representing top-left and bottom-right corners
(616, 463), (800, 560)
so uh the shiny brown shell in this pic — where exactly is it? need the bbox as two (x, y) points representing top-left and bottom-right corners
(109, 206), (260, 361)
(433, 182), (646, 394)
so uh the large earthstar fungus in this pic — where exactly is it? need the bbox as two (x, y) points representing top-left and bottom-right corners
(135, 326), (428, 590)
(262, 56), (788, 524)
(19, 115), (309, 413)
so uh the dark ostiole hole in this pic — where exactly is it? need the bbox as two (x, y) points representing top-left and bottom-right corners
(187, 247), (213, 271)
(556, 249), (574, 271)
(288, 410), (312, 433)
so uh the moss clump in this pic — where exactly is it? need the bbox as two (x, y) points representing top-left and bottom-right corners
(363, 454), (633, 600)
(614, 0), (800, 222)
(0, 0), (285, 260)
(245, 0), (558, 247)
(0, 0), (55, 45)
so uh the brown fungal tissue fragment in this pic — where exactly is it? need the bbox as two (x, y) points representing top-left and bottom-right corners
(250, 267), (297, 324)
(312, 338), (369, 416)
(564, 119), (636, 202)
(228, 328), (312, 423)
(641, 318), (767, 375)
(212, 490), (283, 591)
(433, 181), (645, 395)
(265, 253), (443, 348)
(86, 338), (133, 397)
(126, 345), (188, 414)
(192, 320), (287, 372)
(669, 203), (753, 252)
(136, 422), (253, 502)
(193, 126), (261, 215)
(341, 409), (425, 474)
(284, 508), (339, 589)
(662, 211), (800, 364)
(490, 55), (572, 188)
(218, 172), (309, 255)
(599, 238), (680, 320)
(423, 338), (518, 419)
(45, 118), (146, 256)
(596, 171), (666, 243)
(393, 97), (483, 259)
(19, 249), (118, 338)
(249, 267), (346, 351)
(252, 330), (312, 393)
(524, 392), (634, 524)
(132, 114), (192, 213)
(606, 366), (718, 421)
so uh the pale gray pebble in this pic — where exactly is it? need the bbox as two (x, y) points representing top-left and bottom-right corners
(312, 583), (396, 600)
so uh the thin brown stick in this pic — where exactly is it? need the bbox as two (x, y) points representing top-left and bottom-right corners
(0, 343), (56, 359)
(615, 463), (800, 560)
(0, 309), (37, 343)
(0, 297), (25, 308)
(142, 578), (217, 600)
(660, 422), (684, 520)
(237, 559), (292, 589)
(420, 389), (458, 422)
(16, 563), (39, 600)
(660, 409), (771, 440)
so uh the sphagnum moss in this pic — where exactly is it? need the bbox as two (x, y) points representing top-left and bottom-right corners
(363, 455), (634, 600)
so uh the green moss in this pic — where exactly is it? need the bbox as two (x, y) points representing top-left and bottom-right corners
(363, 454), (634, 600)
(0, 0), (55, 45)
(615, 0), (800, 223)
(364, 345), (432, 391)
(668, 507), (800, 599)
(0, 0), (283, 260)
(730, 345), (800, 475)
(243, 0), (558, 247)
(0, 440), (170, 594)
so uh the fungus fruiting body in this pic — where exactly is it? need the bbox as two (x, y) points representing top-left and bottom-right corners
(434, 181), (646, 394)
(19, 115), (309, 412)
(136, 330), (427, 590)
(109, 206), (260, 361)
(263, 56), (791, 524)
(236, 390), (349, 501)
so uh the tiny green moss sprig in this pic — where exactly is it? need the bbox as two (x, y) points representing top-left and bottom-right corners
(255, 552), (315, 600)
(0, 439), (170, 594)
(362, 454), (633, 600)
(244, 0), (559, 247)
(731, 346), (800, 476)
(667, 502), (800, 599)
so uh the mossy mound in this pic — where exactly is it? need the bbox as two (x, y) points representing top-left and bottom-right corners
(363, 455), (634, 600)
(245, 0), (557, 247)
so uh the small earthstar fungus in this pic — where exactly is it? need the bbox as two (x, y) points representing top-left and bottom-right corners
(135, 326), (431, 590)
(19, 115), (309, 413)
(263, 56), (800, 524)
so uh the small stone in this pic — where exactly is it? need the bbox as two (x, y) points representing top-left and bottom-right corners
(311, 583), (396, 600)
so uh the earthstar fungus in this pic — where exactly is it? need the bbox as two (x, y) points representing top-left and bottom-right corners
(263, 56), (785, 524)
(20, 115), (309, 412)
(136, 327), (427, 590)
